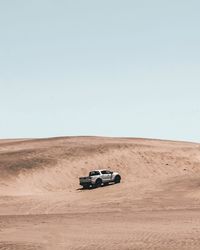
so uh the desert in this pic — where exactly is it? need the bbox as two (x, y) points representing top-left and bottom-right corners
(0, 136), (200, 249)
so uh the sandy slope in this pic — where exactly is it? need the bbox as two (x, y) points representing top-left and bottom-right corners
(0, 136), (200, 249)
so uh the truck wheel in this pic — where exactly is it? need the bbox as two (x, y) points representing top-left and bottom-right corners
(95, 179), (102, 188)
(114, 175), (121, 184)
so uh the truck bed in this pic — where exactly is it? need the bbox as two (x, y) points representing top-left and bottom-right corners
(79, 176), (91, 185)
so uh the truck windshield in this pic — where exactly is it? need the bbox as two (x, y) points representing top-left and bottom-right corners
(89, 171), (100, 176)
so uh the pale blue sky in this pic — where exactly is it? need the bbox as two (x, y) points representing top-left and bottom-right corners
(0, 0), (200, 141)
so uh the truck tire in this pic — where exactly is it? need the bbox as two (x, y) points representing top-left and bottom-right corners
(114, 175), (121, 184)
(94, 178), (102, 188)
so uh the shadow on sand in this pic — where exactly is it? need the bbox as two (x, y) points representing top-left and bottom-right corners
(77, 182), (115, 191)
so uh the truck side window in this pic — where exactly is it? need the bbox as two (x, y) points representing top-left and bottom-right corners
(89, 171), (100, 176)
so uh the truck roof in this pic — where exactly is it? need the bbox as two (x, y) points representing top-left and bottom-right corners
(91, 169), (107, 172)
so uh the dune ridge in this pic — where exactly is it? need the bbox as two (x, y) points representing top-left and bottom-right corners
(0, 136), (199, 195)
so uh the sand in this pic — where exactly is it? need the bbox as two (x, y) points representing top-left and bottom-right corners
(0, 136), (200, 249)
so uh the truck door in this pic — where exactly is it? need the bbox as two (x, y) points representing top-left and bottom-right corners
(105, 170), (113, 181)
(101, 170), (109, 182)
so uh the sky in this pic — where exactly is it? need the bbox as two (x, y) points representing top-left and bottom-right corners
(0, 0), (200, 142)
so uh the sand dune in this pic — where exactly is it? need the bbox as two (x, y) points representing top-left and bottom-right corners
(1, 136), (200, 249)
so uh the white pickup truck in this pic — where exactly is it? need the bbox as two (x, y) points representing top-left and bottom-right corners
(79, 169), (121, 188)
